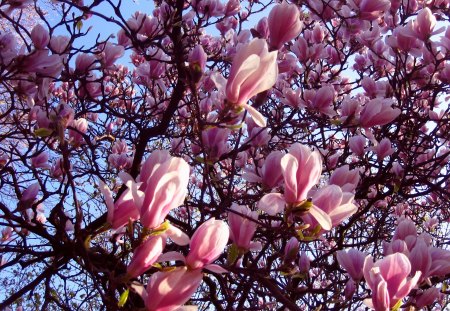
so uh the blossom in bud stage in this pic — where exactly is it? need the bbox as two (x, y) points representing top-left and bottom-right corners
(188, 45), (207, 84)
(344, 279), (356, 300)
(415, 287), (441, 309)
(254, 17), (269, 39)
(359, 98), (401, 128)
(31, 24), (50, 50)
(284, 237), (300, 263)
(68, 118), (88, 146)
(127, 235), (165, 278)
(228, 204), (258, 251)
(21, 183), (40, 204)
(50, 35), (70, 54)
(363, 253), (421, 310)
(137, 151), (190, 229)
(144, 266), (203, 311)
(349, 135), (366, 157)
(267, 2), (303, 50)
(298, 251), (310, 273)
(31, 152), (51, 169)
(185, 218), (229, 270)
(373, 138), (394, 160)
(411, 8), (436, 41)
(336, 249), (366, 281)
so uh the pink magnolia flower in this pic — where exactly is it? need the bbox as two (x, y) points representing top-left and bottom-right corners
(228, 204), (258, 251)
(68, 118), (88, 146)
(415, 287), (441, 309)
(358, 0), (390, 20)
(137, 151), (190, 229)
(301, 185), (357, 230)
(282, 143), (322, 204)
(254, 17), (269, 39)
(188, 45), (207, 83)
(259, 143), (333, 230)
(267, 2), (303, 49)
(144, 266), (203, 311)
(31, 24), (50, 50)
(21, 50), (63, 77)
(373, 138), (394, 160)
(284, 237), (300, 263)
(359, 98), (401, 128)
(411, 8), (436, 41)
(31, 152), (51, 169)
(99, 181), (140, 230)
(127, 235), (165, 278)
(21, 183), (40, 203)
(329, 165), (360, 192)
(363, 253), (421, 311)
(336, 249), (366, 281)
(97, 42), (124, 68)
(260, 150), (284, 188)
(185, 218), (229, 270)
(223, 38), (278, 127)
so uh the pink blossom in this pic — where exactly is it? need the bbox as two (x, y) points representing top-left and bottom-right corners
(21, 50), (63, 77)
(284, 237), (299, 263)
(411, 8), (436, 41)
(349, 135), (366, 157)
(359, 98), (401, 128)
(98, 42), (124, 68)
(225, 0), (240, 16)
(282, 143), (322, 204)
(75, 53), (96, 73)
(259, 143), (333, 230)
(188, 45), (207, 83)
(228, 204), (258, 251)
(99, 180), (140, 230)
(267, 2), (303, 49)
(298, 251), (310, 273)
(358, 0), (390, 21)
(68, 118), (88, 146)
(373, 138), (394, 160)
(301, 185), (357, 230)
(415, 287), (441, 309)
(344, 279), (356, 299)
(144, 266), (203, 311)
(31, 24), (50, 50)
(254, 17), (269, 40)
(137, 151), (190, 229)
(0, 33), (17, 65)
(185, 218), (229, 270)
(336, 249), (366, 281)
(224, 38), (278, 127)
(260, 150), (284, 188)
(31, 152), (51, 169)
(50, 35), (70, 54)
(127, 235), (165, 278)
(329, 165), (360, 192)
(363, 253), (421, 310)
(21, 183), (40, 203)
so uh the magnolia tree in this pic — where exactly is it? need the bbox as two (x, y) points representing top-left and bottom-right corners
(0, 0), (450, 310)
